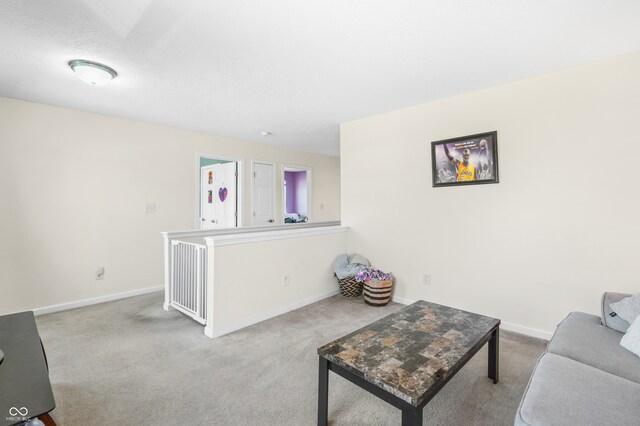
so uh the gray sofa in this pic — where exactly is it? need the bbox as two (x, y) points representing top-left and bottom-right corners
(515, 292), (640, 426)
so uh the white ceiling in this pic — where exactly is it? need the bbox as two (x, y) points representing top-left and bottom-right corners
(1, 1), (639, 156)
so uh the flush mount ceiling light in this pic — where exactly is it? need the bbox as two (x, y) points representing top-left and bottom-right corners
(68, 59), (117, 86)
(261, 131), (272, 136)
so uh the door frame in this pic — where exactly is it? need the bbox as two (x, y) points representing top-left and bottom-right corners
(195, 153), (244, 229)
(282, 164), (312, 223)
(251, 160), (277, 226)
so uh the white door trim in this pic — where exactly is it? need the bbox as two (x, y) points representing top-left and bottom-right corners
(251, 160), (277, 226)
(282, 164), (312, 223)
(196, 153), (244, 229)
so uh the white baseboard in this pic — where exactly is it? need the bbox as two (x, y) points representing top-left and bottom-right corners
(391, 295), (417, 306)
(300, 288), (341, 307)
(500, 321), (553, 340)
(391, 295), (553, 341)
(204, 288), (339, 339)
(33, 286), (164, 316)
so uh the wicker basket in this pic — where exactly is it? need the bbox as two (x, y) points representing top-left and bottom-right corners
(363, 279), (393, 306)
(336, 275), (363, 297)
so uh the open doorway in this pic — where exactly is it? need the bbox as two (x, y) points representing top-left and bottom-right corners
(197, 154), (243, 230)
(282, 165), (311, 224)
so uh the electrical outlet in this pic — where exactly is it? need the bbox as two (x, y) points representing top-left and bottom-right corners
(96, 267), (105, 280)
(145, 203), (156, 214)
(283, 274), (290, 286)
(422, 273), (431, 286)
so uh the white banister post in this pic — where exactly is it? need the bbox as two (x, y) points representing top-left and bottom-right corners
(162, 233), (171, 311)
(203, 237), (215, 338)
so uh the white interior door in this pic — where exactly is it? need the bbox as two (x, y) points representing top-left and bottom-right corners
(200, 163), (238, 229)
(253, 162), (275, 225)
(200, 165), (216, 229)
(212, 162), (238, 228)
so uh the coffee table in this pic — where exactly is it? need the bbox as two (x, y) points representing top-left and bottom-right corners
(317, 300), (500, 425)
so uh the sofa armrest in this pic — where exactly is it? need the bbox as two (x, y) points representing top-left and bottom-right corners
(601, 292), (631, 333)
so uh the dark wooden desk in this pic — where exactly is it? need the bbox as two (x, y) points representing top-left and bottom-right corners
(0, 312), (56, 426)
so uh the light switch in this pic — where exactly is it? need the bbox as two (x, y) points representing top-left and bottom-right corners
(145, 203), (156, 214)
(422, 274), (431, 286)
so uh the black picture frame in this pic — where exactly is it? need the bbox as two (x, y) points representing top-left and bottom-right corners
(431, 131), (499, 187)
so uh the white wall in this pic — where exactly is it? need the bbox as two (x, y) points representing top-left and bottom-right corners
(0, 97), (340, 315)
(341, 52), (640, 338)
(204, 228), (347, 337)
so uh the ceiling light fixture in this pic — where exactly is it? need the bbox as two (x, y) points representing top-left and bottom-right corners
(261, 131), (272, 136)
(68, 59), (117, 86)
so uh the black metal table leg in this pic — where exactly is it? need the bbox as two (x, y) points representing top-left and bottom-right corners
(318, 356), (329, 426)
(488, 327), (499, 384)
(402, 406), (423, 426)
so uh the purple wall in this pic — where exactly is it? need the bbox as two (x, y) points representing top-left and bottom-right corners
(284, 171), (308, 215)
(285, 171), (297, 213)
(295, 171), (307, 215)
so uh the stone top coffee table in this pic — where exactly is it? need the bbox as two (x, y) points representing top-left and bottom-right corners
(317, 300), (500, 425)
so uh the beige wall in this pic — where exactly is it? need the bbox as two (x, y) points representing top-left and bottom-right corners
(205, 229), (347, 337)
(0, 97), (340, 315)
(341, 53), (640, 337)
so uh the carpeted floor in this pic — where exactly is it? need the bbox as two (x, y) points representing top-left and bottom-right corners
(36, 293), (547, 425)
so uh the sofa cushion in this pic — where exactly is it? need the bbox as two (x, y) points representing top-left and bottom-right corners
(515, 353), (640, 426)
(547, 312), (640, 384)
(601, 292), (631, 333)
(621, 316), (640, 358)
(610, 293), (640, 324)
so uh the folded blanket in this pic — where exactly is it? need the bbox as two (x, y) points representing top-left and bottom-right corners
(333, 254), (370, 280)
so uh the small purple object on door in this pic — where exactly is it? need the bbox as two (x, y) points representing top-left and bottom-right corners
(219, 187), (228, 202)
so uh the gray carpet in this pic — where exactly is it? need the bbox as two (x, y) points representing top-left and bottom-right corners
(36, 293), (547, 425)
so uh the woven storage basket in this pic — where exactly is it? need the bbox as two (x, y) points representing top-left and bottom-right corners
(336, 275), (362, 297)
(363, 279), (393, 306)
